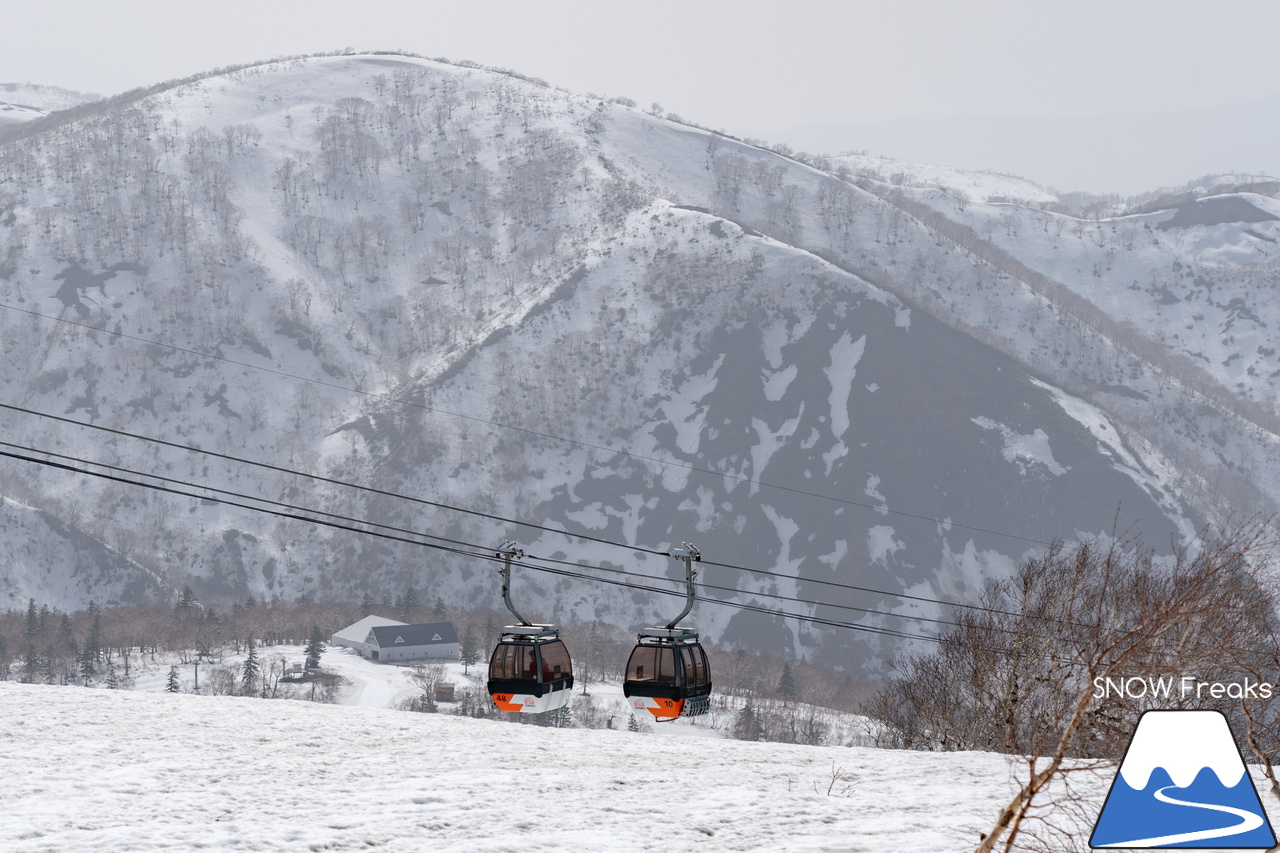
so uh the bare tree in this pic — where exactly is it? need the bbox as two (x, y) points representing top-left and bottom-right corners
(864, 527), (1277, 853)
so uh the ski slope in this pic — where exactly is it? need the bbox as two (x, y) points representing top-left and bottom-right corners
(1, 679), (1027, 852)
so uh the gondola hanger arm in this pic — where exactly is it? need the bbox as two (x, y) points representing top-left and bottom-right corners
(496, 540), (531, 627)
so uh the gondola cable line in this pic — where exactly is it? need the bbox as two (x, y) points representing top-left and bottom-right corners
(0, 440), (945, 646)
(0, 437), (1077, 642)
(0, 439), (958, 639)
(0, 400), (1066, 626)
(0, 399), (669, 557)
(4, 440), (1101, 667)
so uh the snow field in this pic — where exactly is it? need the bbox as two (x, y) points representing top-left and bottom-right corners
(1, 680), (1027, 852)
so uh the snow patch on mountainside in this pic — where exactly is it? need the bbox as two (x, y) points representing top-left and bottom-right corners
(972, 417), (1068, 476)
(824, 332), (865, 440)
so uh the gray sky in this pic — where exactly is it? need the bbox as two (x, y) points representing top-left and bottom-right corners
(4, 0), (1279, 191)
(4, 0), (1278, 130)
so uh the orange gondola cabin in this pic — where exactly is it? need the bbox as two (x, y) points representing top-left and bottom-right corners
(622, 543), (712, 721)
(486, 542), (575, 715)
(487, 625), (573, 714)
(624, 627), (712, 721)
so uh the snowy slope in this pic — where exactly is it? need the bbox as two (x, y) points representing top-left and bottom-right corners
(832, 152), (1057, 205)
(0, 83), (99, 126)
(0, 680), (1084, 852)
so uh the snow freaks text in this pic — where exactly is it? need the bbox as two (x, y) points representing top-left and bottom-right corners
(1093, 676), (1275, 701)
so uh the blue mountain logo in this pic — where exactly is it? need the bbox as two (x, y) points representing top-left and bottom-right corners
(1091, 710), (1276, 848)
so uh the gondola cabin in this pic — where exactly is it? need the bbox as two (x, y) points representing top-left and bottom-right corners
(623, 628), (712, 721)
(487, 625), (574, 714)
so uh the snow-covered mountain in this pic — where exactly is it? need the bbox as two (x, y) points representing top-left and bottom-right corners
(0, 52), (1275, 673)
(0, 82), (99, 126)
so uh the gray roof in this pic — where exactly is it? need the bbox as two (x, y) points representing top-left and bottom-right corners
(367, 622), (459, 648)
(331, 615), (405, 645)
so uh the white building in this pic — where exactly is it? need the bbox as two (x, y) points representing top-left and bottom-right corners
(330, 616), (461, 663)
(330, 615), (405, 658)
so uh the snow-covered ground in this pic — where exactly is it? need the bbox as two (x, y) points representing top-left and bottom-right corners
(0, 677), (1030, 852)
(123, 645), (849, 743)
(10, 647), (1280, 850)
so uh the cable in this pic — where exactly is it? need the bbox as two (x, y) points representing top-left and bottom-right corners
(0, 438), (1082, 652)
(516, 557), (935, 643)
(529, 551), (971, 631)
(0, 441), (943, 646)
(0, 400), (1073, 627)
(0, 439), (490, 555)
(0, 438), (956, 637)
(0, 446), (487, 564)
(700, 558), (1012, 618)
(0, 300), (1051, 548)
(3, 438), (1131, 665)
(0, 400), (668, 557)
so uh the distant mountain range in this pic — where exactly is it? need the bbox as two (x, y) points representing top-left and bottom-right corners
(773, 95), (1280, 195)
(0, 52), (1276, 673)
(0, 82), (100, 126)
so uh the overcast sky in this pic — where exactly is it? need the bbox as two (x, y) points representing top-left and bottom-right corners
(3, 0), (1278, 192)
(4, 0), (1277, 134)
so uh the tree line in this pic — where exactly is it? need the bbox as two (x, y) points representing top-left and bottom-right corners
(0, 586), (872, 742)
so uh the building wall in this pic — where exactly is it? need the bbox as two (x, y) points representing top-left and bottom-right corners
(371, 643), (460, 663)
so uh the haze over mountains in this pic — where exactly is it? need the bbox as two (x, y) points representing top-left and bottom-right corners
(774, 96), (1280, 196)
(0, 52), (1277, 673)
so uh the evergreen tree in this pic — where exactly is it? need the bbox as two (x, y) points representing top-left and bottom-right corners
(627, 713), (640, 733)
(24, 598), (37, 640)
(399, 587), (419, 621)
(432, 596), (447, 621)
(733, 699), (764, 741)
(38, 604), (49, 633)
(86, 603), (103, 669)
(241, 638), (260, 696)
(105, 666), (119, 690)
(304, 625), (325, 670)
(777, 662), (796, 702)
(166, 665), (181, 693)
(41, 646), (54, 685)
(22, 645), (38, 684)
(57, 612), (74, 650)
(360, 591), (374, 618)
(79, 644), (96, 682)
(176, 585), (198, 613)
(459, 625), (480, 675)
